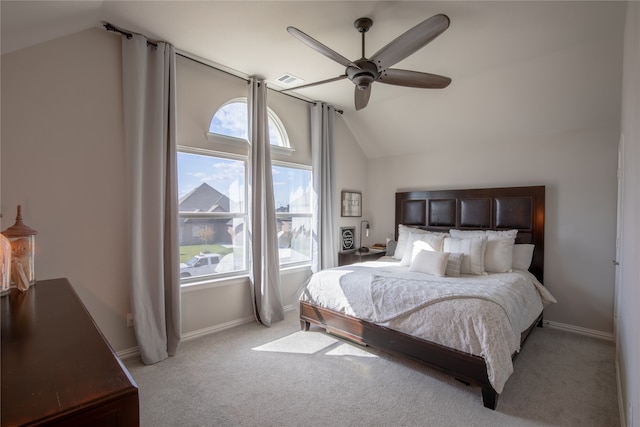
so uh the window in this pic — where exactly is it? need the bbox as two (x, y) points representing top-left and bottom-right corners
(208, 99), (290, 149)
(273, 163), (312, 265)
(178, 99), (310, 283)
(177, 151), (247, 282)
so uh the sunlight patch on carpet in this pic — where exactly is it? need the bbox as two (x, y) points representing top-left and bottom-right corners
(252, 331), (378, 358)
(252, 331), (338, 354)
(326, 343), (378, 358)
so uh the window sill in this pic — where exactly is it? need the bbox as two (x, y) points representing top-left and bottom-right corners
(180, 263), (311, 293)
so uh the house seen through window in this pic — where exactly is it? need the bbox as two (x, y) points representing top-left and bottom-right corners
(178, 99), (311, 283)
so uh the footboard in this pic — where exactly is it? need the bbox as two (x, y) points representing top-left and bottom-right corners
(299, 300), (500, 409)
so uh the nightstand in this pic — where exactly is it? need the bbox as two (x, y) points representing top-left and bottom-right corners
(338, 249), (385, 266)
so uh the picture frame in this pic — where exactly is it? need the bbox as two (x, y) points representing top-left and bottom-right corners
(341, 191), (362, 217)
(340, 227), (356, 251)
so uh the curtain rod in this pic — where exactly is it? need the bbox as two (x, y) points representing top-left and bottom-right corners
(102, 22), (343, 115)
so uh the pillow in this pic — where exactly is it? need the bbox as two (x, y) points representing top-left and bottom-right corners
(395, 225), (446, 260)
(443, 236), (487, 275)
(394, 225), (424, 260)
(445, 252), (464, 277)
(400, 232), (446, 266)
(449, 229), (486, 239)
(484, 237), (516, 273)
(512, 244), (535, 270)
(486, 229), (518, 239)
(449, 229), (517, 273)
(449, 229), (518, 239)
(409, 250), (449, 276)
(386, 240), (397, 257)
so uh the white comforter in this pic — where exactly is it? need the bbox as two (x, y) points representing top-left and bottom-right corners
(298, 259), (556, 393)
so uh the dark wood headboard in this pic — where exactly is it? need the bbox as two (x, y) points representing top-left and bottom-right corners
(395, 186), (545, 283)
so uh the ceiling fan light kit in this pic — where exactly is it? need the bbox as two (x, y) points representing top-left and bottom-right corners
(285, 14), (452, 110)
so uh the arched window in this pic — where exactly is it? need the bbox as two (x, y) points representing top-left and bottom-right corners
(207, 99), (291, 152)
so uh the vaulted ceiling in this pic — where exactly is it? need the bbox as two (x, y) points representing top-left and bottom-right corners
(1, 1), (626, 158)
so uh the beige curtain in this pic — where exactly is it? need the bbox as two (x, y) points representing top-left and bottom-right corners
(247, 78), (284, 326)
(311, 102), (338, 273)
(121, 34), (181, 364)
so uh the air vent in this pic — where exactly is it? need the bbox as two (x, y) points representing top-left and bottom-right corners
(275, 73), (304, 86)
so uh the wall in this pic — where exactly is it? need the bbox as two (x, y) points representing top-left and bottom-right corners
(367, 125), (619, 336)
(1, 29), (135, 350)
(617, 3), (640, 426)
(0, 27), (368, 352)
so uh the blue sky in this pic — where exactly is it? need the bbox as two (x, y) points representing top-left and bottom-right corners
(177, 101), (310, 211)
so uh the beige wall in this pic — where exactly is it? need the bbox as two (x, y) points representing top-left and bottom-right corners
(0, 13), (629, 357)
(0, 27), (367, 352)
(367, 126), (620, 335)
(1, 29), (135, 350)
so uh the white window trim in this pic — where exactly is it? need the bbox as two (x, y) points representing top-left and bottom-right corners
(205, 132), (295, 156)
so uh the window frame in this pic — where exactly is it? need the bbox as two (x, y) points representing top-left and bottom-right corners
(177, 146), (250, 285)
(272, 160), (313, 269)
(205, 98), (295, 156)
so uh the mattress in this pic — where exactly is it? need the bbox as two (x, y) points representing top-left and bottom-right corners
(298, 258), (556, 393)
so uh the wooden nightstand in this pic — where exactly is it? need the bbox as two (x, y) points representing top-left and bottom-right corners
(338, 249), (385, 266)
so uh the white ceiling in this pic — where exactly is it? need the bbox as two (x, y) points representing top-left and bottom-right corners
(1, 1), (626, 159)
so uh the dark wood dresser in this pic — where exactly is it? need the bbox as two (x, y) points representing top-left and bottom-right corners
(1, 278), (139, 426)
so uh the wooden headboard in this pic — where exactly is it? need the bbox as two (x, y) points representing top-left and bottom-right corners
(395, 186), (545, 283)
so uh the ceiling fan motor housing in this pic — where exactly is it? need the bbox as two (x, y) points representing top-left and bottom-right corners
(347, 60), (380, 90)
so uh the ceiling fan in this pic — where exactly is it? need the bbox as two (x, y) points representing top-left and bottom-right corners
(283, 14), (452, 110)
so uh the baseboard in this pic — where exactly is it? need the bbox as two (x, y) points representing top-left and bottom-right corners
(543, 320), (614, 341)
(117, 304), (298, 360)
(616, 361), (627, 427)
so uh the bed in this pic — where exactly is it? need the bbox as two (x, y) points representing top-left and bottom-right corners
(298, 185), (555, 409)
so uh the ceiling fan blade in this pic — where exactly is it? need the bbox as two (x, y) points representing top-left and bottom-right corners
(370, 14), (450, 70)
(378, 68), (451, 89)
(280, 75), (347, 92)
(355, 85), (372, 110)
(287, 26), (353, 68)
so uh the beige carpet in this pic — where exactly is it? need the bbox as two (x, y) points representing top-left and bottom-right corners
(124, 310), (619, 427)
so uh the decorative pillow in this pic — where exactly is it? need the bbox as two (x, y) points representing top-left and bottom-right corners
(449, 229), (486, 239)
(486, 229), (518, 239)
(400, 232), (446, 267)
(449, 229), (517, 273)
(450, 229), (518, 239)
(394, 225), (426, 260)
(445, 252), (464, 277)
(395, 225), (446, 260)
(386, 240), (397, 257)
(484, 237), (516, 273)
(443, 236), (487, 275)
(409, 250), (449, 276)
(512, 244), (535, 270)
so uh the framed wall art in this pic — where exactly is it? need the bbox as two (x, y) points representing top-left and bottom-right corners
(340, 227), (356, 251)
(341, 191), (362, 217)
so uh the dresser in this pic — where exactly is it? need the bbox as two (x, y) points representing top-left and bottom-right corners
(1, 278), (139, 426)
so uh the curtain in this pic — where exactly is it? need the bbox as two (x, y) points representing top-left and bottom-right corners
(247, 78), (284, 326)
(311, 102), (338, 273)
(121, 34), (181, 364)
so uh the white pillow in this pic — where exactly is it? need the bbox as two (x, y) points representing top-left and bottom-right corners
(443, 236), (487, 275)
(450, 229), (518, 240)
(449, 229), (486, 239)
(486, 229), (518, 239)
(394, 225), (425, 260)
(400, 232), (446, 266)
(409, 250), (449, 276)
(484, 237), (516, 273)
(449, 229), (517, 273)
(445, 252), (464, 277)
(512, 244), (535, 270)
(395, 225), (446, 260)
